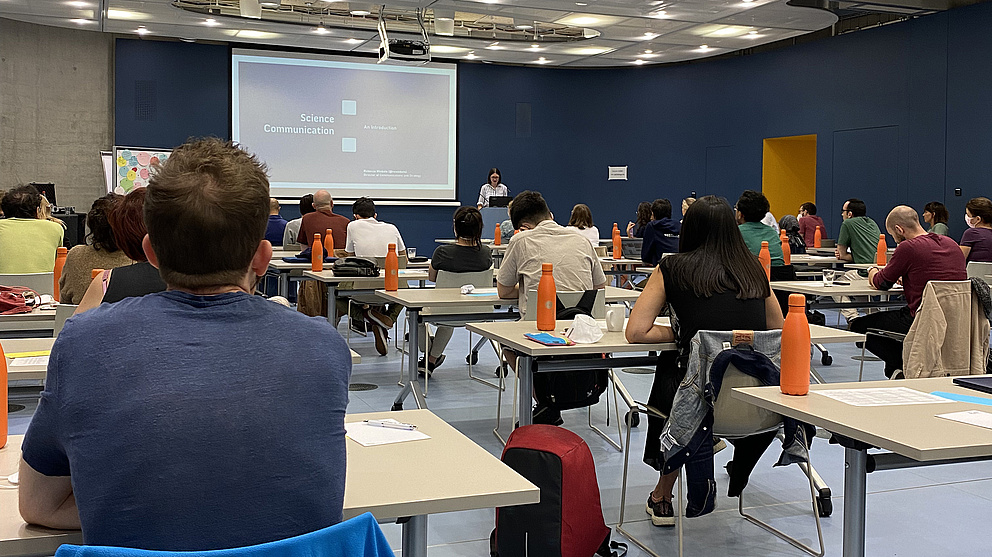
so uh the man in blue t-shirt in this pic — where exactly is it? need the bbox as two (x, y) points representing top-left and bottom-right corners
(265, 197), (288, 246)
(18, 139), (352, 551)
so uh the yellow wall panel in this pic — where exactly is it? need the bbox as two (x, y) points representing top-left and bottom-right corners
(762, 135), (817, 221)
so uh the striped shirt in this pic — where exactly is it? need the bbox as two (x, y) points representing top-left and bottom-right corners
(477, 183), (509, 208)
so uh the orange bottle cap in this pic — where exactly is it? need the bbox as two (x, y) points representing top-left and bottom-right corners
(388, 243), (396, 250)
(313, 233), (320, 240)
(761, 241), (769, 246)
(788, 293), (805, 306)
(542, 263), (553, 272)
(57, 247), (68, 254)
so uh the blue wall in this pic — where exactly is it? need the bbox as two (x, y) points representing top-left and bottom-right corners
(114, 1), (992, 252)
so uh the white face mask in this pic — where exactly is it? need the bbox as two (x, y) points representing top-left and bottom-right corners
(966, 213), (976, 228)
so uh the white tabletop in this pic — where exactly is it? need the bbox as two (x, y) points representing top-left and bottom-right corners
(343, 409), (539, 519)
(790, 254), (845, 265)
(0, 308), (56, 331)
(599, 257), (645, 266)
(303, 269), (430, 284)
(733, 377), (992, 462)
(374, 285), (638, 308)
(3, 338), (55, 382)
(809, 324), (865, 344)
(771, 280), (901, 297)
(465, 320), (674, 357)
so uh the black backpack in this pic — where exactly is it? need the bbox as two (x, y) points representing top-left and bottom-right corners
(532, 290), (610, 412)
(787, 229), (807, 255)
(332, 257), (380, 277)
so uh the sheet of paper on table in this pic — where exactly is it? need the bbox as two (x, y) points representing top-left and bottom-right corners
(936, 410), (992, 430)
(466, 287), (498, 296)
(813, 387), (956, 406)
(345, 421), (431, 447)
(9, 355), (50, 367)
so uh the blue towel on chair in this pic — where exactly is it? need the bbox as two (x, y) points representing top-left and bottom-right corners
(55, 513), (392, 557)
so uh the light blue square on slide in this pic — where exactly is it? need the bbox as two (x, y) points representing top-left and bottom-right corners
(342, 100), (357, 115)
(342, 137), (357, 152)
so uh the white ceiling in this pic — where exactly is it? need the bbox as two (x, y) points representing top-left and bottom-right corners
(0, 0), (839, 66)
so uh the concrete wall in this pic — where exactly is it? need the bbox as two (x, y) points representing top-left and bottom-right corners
(0, 18), (113, 211)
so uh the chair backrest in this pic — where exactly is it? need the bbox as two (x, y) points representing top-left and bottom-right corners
(53, 304), (78, 337)
(712, 363), (782, 438)
(433, 269), (495, 317)
(967, 261), (992, 280)
(373, 255), (408, 269)
(524, 289), (606, 320)
(903, 280), (987, 378)
(0, 272), (54, 296)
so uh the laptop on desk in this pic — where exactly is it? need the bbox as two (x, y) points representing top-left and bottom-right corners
(953, 376), (992, 395)
(488, 196), (512, 208)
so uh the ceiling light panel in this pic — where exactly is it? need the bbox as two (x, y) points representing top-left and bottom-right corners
(715, 1), (838, 30)
(554, 13), (627, 27)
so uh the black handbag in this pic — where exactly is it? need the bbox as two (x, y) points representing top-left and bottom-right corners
(332, 257), (380, 277)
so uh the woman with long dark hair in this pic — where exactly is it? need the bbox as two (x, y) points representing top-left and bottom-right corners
(627, 201), (653, 238)
(565, 203), (600, 246)
(477, 168), (509, 209)
(423, 206), (493, 373)
(625, 195), (784, 527)
(923, 201), (950, 236)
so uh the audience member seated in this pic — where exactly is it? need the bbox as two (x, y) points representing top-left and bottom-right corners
(565, 203), (600, 246)
(344, 196), (407, 355)
(923, 201), (950, 236)
(422, 206), (493, 374)
(297, 189), (350, 254)
(626, 201), (653, 238)
(960, 197), (992, 263)
(265, 198), (288, 246)
(760, 209), (780, 233)
(282, 193), (314, 247)
(39, 195), (67, 230)
(736, 190), (784, 267)
(625, 195), (783, 527)
(74, 188), (166, 313)
(852, 206), (967, 377)
(834, 198), (882, 323)
(497, 190), (607, 425)
(779, 214), (806, 254)
(18, 138), (352, 551)
(798, 202), (826, 247)
(0, 184), (65, 274)
(499, 202), (514, 243)
(680, 197), (695, 224)
(59, 194), (133, 304)
(641, 198), (681, 267)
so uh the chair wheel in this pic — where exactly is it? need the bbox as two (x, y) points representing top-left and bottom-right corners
(391, 402), (403, 411)
(625, 411), (640, 428)
(466, 352), (479, 365)
(816, 494), (832, 517)
(821, 354), (833, 366)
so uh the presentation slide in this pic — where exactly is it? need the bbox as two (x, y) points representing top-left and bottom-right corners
(231, 50), (457, 202)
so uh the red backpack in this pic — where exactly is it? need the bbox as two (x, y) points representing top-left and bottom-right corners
(492, 425), (626, 557)
(0, 286), (37, 315)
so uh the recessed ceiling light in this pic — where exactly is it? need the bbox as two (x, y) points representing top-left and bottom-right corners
(748, 30), (759, 35)
(259, 1), (282, 7)
(641, 32), (660, 40)
(107, 9), (140, 19)
(535, 57), (551, 64)
(345, 38), (363, 44)
(575, 2), (587, 5)
(515, 24), (533, 29)
(65, 1), (92, 7)
(313, 25), (330, 34)
(465, 51), (477, 59)
(565, 46), (614, 55)
(649, 10), (668, 18)
(531, 43), (540, 48)
(203, 18), (219, 26)
(699, 44), (711, 51)
(633, 59), (647, 65)
(644, 49), (653, 54)
(135, 26), (150, 35)
(570, 16), (598, 25)
(350, 10), (371, 16)
(487, 41), (502, 49)
(70, 18), (95, 24)
(233, 29), (279, 39)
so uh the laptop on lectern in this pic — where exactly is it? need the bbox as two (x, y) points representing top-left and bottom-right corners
(489, 195), (512, 208)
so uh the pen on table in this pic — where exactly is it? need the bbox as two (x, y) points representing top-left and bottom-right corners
(364, 419), (417, 430)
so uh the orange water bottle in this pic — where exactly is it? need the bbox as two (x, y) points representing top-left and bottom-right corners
(875, 234), (887, 266)
(780, 229), (791, 265)
(324, 228), (334, 257)
(758, 241), (771, 280)
(613, 225), (622, 260)
(514, 229), (519, 235)
(494, 224), (501, 246)
(536, 262), (556, 331)
(53, 246), (67, 301)
(311, 233), (323, 272)
(91, 268), (104, 280)
(781, 293), (811, 396)
(385, 243), (399, 291)
(813, 226), (822, 248)
(1, 341), (6, 448)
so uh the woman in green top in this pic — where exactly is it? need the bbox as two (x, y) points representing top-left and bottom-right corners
(923, 201), (950, 236)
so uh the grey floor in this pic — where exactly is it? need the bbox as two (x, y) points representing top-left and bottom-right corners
(9, 308), (992, 556)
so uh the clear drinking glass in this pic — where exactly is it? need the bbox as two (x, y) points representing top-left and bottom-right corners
(407, 247), (417, 258)
(822, 268), (836, 287)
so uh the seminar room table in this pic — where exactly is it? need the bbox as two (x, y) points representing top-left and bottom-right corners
(0, 309), (56, 338)
(377, 286), (640, 411)
(771, 280), (905, 311)
(302, 269), (431, 323)
(733, 377), (992, 557)
(465, 319), (673, 426)
(0, 409), (539, 557)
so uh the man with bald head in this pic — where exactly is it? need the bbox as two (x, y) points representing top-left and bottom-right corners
(297, 189), (350, 254)
(849, 205), (966, 376)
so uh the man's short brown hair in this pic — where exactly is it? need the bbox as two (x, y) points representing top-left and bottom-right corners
(145, 138), (270, 289)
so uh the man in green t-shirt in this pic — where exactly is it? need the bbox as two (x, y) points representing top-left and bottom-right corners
(835, 198), (882, 323)
(836, 198), (881, 264)
(735, 190), (784, 266)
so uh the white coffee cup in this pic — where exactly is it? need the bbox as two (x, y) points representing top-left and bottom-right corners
(605, 308), (624, 332)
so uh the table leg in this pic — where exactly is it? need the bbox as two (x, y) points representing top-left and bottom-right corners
(402, 515), (428, 557)
(517, 355), (534, 426)
(278, 272), (288, 299)
(325, 283), (337, 323)
(843, 446), (868, 557)
(393, 308), (427, 410)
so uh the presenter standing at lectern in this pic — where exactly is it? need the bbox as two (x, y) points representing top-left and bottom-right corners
(477, 168), (509, 209)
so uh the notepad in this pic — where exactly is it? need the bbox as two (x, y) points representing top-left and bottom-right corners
(9, 356), (49, 367)
(937, 410), (992, 430)
(813, 387), (954, 406)
(465, 287), (497, 296)
(345, 421), (431, 447)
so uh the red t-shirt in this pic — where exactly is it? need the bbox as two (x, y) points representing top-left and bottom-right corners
(297, 210), (351, 251)
(871, 233), (967, 315)
(799, 215), (826, 246)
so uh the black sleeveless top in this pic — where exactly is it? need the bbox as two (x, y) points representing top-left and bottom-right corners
(103, 261), (167, 304)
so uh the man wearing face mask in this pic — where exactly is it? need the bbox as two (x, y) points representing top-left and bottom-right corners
(960, 197), (992, 263)
(849, 205), (966, 377)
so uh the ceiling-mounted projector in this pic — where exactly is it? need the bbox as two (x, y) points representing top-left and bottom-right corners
(378, 6), (431, 64)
